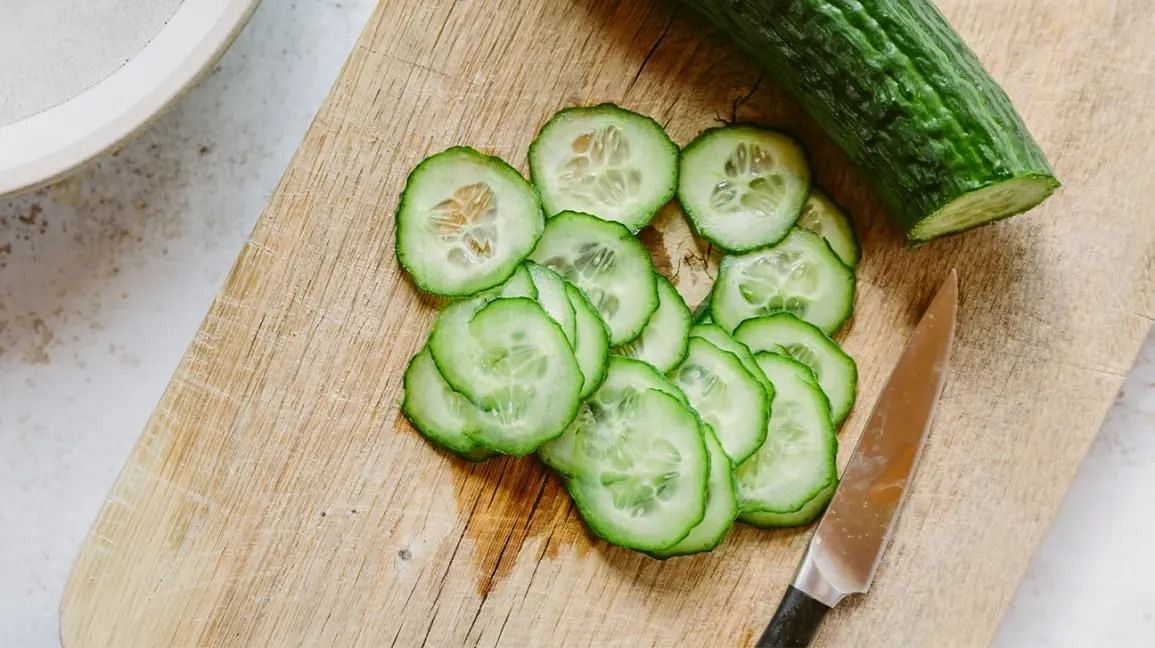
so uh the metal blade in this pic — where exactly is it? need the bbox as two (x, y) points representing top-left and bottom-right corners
(793, 270), (958, 608)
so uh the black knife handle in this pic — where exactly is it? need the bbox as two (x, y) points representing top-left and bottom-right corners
(754, 585), (831, 648)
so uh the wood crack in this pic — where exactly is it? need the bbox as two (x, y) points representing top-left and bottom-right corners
(729, 72), (765, 123)
(625, 10), (678, 97)
(464, 475), (550, 644)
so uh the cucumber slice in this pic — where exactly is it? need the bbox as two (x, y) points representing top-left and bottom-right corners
(712, 228), (855, 335)
(797, 190), (861, 268)
(397, 147), (543, 296)
(527, 262), (577, 343)
(530, 211), (658, 345)
(670, 337), (769, 464)
(567, 283), (610, 398)
(614, 275), (692, 373)
(428, 297), (583, 455)
(649, 427), (738, 557)
(735, 313), (858, 426)
(688, 323), (773, 398)
(529, 104), (678, 231)
(739, 483), (834, 528)
(475, 263), (538, 301)
(539, 356), (687, 477)
(400, 348), (493, 462)
(678, 126), (811, 252)
(735, 353), (837, 519)
(566, 388), (709, 552)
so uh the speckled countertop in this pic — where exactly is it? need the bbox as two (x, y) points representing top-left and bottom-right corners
(1, 2), (1152, 645)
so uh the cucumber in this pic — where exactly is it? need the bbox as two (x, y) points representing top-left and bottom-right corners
(530, 210), (658, 345)
(735, 353), (837, 520)
(428, 297), (583, 455)
(797, 190), (860, 268)
(539, 356), (688, 477)
(527, 262), (577, 343)
(670, 337), (769, 464)
(400, 348), (493, 462)
(475, 263), (537, 301)
(614, 274), (692, 373)
(396, 147), (543, 296)
(529, 104), (678, 231)
(711, 228), (855, 335)
(688, 323), (773, 397)
(739, 483), (834, 528)
(678, 126), (810, 252)
(650, 427), (738, 557)
(735, 313), (857, 426)
(567, 283), (610, 398)
(681, 0), (1059, 241)
(566, 388), (709, 552)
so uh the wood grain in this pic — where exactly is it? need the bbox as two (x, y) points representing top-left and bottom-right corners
(61, 0), (1155, 645)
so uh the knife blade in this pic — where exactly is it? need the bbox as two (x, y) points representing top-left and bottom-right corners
(755, 270), (959, 648)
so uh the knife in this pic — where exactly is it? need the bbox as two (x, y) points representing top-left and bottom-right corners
(755, 270), (959, 648)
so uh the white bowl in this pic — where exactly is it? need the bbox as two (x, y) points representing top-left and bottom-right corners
(0, 0), (260, 198)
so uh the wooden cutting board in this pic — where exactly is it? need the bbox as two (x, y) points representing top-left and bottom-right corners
(61, 0), (1155, 645)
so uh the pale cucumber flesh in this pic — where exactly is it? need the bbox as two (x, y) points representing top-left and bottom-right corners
(401, 348), (493, 462)
(797, 190), (860, 268)
(527, 261), (577, 344)
(650, 427), (738, 557)
(567, 283), (610, 398)
(539, 356), (688, 476)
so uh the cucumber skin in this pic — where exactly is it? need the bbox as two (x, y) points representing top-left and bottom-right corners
(681, 0), (1058, 240)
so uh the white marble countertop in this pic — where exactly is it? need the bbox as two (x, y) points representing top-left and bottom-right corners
(1, 2), (1152, 645)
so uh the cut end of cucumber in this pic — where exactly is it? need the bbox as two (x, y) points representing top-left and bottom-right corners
(909, 175), (1060, 241)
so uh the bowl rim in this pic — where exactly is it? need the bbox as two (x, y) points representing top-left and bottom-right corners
(0, 0), (261, 198)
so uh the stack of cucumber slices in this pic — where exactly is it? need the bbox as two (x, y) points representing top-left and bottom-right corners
(398, 104), (862, 557)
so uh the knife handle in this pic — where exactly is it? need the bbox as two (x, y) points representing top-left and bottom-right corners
(754, 585), (831, 648)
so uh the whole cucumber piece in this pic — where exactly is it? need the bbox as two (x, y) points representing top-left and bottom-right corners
(681, 0), (1059, 241)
